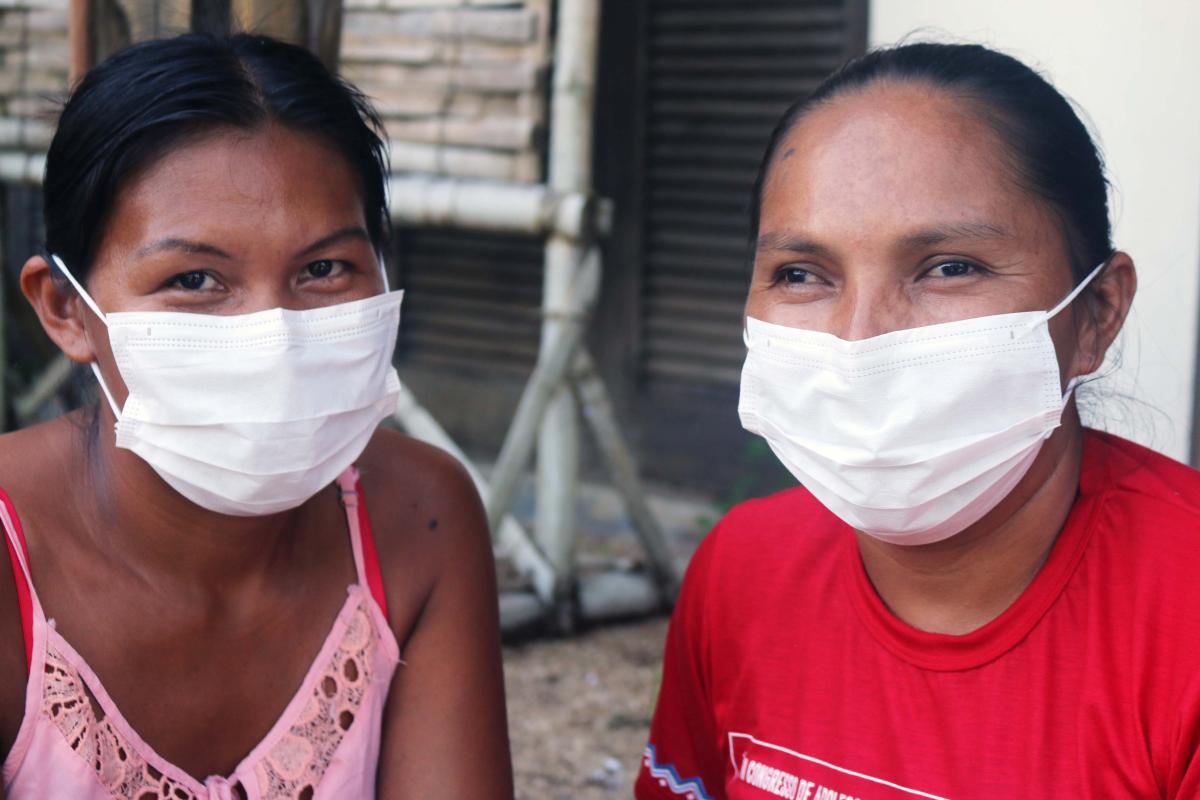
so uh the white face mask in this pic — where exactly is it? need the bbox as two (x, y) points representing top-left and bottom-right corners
(738, 262), (1106, 545)
(53, 255), (403, 517)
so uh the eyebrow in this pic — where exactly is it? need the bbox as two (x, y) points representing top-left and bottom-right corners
(133, 227), (372, 263)
(899, 222), (1012, 248)
(294, 226), (372, 259)
(756, 222), (1012, 259)
(135, 238), (234, 260)
(755, 232), (837, 261)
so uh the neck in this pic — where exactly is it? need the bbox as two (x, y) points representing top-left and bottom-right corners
(855, 408), (1086, 635)
(71, 405), (306, 596)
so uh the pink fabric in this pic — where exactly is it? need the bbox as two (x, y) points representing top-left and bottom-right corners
(1, 467), (401, 799)
(0, 493), (33, 670)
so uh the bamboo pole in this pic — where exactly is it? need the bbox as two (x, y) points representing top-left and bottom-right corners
(230, 0), (343, 70)
(536, 0), (600, 623)
(1, 165), (599, 242)
(500, 590), (545, 632)
(578, 571), (661, 622)
(570, 349), (681, 602)
(386, 175), (593, 238)
(13, 354), (73, 427)
(0, 152), (45, 185)
(486, 246), (599, 534)
(68, 0), (90, 84)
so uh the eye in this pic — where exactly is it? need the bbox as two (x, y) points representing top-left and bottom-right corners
(926, 260), (980, 279)
(303, 260), (348, 281)
(774, 266), (814, 285)
(167, 270), (218, 291)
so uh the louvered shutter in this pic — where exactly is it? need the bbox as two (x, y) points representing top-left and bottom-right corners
(395, 228), (543, 376)
(639, 0), (866, 386)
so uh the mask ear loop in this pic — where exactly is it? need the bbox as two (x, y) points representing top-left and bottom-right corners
(1043, 259), (1109, 323)
(49, 255), (123, 419)
(1036, 259), (1111, 400)
(378, 255), (391, 293)
(50, 254), (108, 322)
(89, 363), (122, 418)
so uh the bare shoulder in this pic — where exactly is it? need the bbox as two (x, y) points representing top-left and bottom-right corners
(0, 435), (26, 752)
(0, 511), (24, 756)
(355, 426), (486, 544)
(0, 418), (74, 753)
(352, 427), (493, 638)
(0, 414), (81, 505)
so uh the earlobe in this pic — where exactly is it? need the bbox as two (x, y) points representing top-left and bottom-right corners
(20, 255), (99, 364)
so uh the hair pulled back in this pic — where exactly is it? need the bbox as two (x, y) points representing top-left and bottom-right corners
(43, 33), (389, 278)
(751, 42), (1113, 283)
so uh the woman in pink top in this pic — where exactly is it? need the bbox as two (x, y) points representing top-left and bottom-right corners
(0, 34), (511, 798)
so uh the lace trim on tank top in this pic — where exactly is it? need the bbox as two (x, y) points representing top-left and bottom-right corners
(44, 645), (197, 798)
(254, 600), (378, 797)
(41, 597), (379, 799)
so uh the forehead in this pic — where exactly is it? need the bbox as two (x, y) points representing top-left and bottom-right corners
(760, 80), (1047, 242)
(97, 125), (367, 258)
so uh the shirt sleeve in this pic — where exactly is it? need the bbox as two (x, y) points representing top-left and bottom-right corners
(635, 527), (724, 800)
(1168, 673), (1200, 798)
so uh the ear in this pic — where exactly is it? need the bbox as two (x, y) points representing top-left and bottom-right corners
(1070, 251), (1137, 378)
(20, 255), (102, 364)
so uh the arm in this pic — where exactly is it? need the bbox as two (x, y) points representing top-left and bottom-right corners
(635, 532), (724, 800)
(0, 493), (27, 786)
(1169, 672), (1200, 799)
(375, 455), (512, 799)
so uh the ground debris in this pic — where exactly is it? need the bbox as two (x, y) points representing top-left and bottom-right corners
(504, 617), (669, 799)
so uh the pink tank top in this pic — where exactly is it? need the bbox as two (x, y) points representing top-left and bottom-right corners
(0, 468), (402, 799)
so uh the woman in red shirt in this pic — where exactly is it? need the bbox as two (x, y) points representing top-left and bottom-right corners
(637, 43), (1200, 799)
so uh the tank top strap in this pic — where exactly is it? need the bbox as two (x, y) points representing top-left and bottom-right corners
(336, 466), (389, 623)
(0, 488), (36, 670)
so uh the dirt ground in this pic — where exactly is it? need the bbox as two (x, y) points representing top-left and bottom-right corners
(504, 617), (670, 800)
(494, 469), (714, 799)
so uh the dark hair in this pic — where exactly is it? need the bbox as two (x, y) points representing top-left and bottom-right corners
(750, 42), (1113, 284)
(43, 33), (389, 279)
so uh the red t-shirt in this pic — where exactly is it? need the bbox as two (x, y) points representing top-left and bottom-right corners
(636, 430), (1200, 800)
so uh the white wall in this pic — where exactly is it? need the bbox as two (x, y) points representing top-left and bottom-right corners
(870, 1), (1200, 463)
